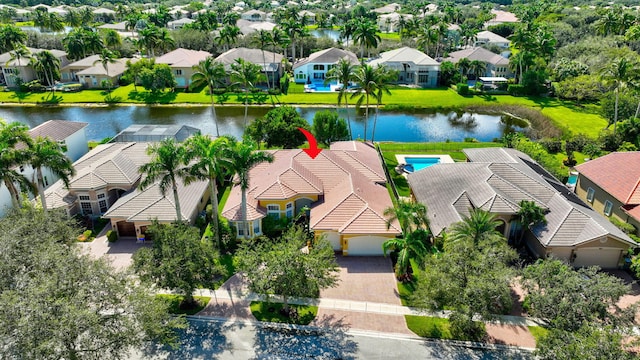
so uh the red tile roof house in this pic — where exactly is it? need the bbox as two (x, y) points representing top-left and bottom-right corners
(575, 152), (640, 236)
(221, 141), (401, 255)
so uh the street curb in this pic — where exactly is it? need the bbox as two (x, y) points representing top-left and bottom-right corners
(185, 315), (536, 352)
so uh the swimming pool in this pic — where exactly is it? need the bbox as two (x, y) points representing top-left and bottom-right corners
(395, 154), (456, 174)
(567, 173), (578, 186)
(404, 157), (441, 172)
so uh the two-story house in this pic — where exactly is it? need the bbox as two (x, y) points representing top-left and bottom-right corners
(293, 47), (358, 85)
(155, 48), (213, 89)
(575, 152), (640, 236)
(221, 141), (401, 255)
(368, 47), (440, 88)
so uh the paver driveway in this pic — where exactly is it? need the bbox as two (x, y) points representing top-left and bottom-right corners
(320, 255), (402, 305)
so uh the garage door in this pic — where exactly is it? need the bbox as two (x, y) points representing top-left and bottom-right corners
(347, 236), (388, 256)
(116, 221), (136, 237)
(319, 231), (341, 251)
(573, 248), (623, 269)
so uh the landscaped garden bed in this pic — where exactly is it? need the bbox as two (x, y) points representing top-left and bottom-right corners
(250, 301), (318, 325)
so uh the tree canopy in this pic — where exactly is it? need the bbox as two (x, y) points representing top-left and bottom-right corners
(246, 106), (309, 149)
(0, 207), (185, 359)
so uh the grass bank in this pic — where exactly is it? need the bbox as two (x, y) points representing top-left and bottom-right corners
(0, 85), (606, 137)
(250, 301), (318, 325)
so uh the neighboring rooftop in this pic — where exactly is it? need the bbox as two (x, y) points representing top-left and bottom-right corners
(476, 30), (511, 44)
(444, 47), (509, 65)
(155, 48), (212, 68)
(111, 124), (200, 143)
(216, 47), (283, 71)
(408, 147), (633, 248)
(369, 47), (439, 67)
(575, 152), (640, 205)
(28, 120), (88, 142)
(293, 47), (359, 69)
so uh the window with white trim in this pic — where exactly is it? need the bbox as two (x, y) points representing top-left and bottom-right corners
(253, 220), (261, 235)
(604, 200), (613, 216)
(267, 204), (280, 219)
(586, 187), (595, 203)
(97, 193), (108, 213)
(285, 202), (293, 218)
(79, 194), (92, 215)
(237, 222), (245, 237)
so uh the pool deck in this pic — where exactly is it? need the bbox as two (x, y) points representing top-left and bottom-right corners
(395, 154), (455, 166)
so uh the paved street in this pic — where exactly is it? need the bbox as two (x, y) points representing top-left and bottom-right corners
(130, 318), (533, 360)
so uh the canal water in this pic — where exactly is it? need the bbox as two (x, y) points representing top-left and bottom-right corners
(0, 106), (527, 142)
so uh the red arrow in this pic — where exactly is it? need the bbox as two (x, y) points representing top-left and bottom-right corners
(298, 127), (322, 159)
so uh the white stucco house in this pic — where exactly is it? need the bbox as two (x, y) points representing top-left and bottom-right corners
(293, 47), (359, 85)
(368, 47), (440, 88)
(0, 120), (89, 218)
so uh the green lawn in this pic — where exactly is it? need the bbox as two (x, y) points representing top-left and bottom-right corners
(250, 301), (318, 325)
(0, 85), (607, 137)
(528, 326), (549, 343)
(156, 294), (211, 315)
(406, 315), (453, 339)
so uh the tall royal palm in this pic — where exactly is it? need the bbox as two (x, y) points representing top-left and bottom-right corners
(230, 59), (264, 129)
(600, 57), (638, 133)
(457, 57), (471, 78)
(27, 137), (75, 212)
(469, 60), (487, 80)
(228, 140), (274, 238)
(139, 139), (190, 221)
(370, 65), (394, 143)
(351, 64), (377, 142)
(252, 30), (273, 89)
(7, 45), (32, 72)
(352, 19), (380, 59)
(0, 24), (27, 53)
(325, 59), (356, 139)
(184, 135), (233, 247)
(191, 57), (227, 137)
(0, 121), (34, 209)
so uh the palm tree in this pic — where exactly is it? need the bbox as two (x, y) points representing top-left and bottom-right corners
(383, 199), (430, 234)
(449, 208), (502, 246)
(352, 19), (380, 59)
(271, 27), (290, 61)
(27, 137), (75, 212)
(326, 59), (357, 139)
(230, 59), (265, 129)
(218, 25), (240, 51)
(514, 200), (546, 245)
(184, 135), (233, 247)
(370, 66), (394, 143)
(62, 29), (87, 60)
(94, 49), (118, 93)
(139, 139), (190, 221)
(0, 24), (27, 53)
(0, 121), (35, 209)
(252, 30), (273, 89)
(191, 58), (227, 137)
(156, 28), (175, 55)
(600, 57), (638, 133)
(457, 57), (471, 78)
(350, 64), (382, 142)
(7, 45), (31, 68)
(340, 19), (356, 47)
(228, 140), (274, 238)
(469, 60), (487, 80)
(382, 231), (429, 279)
(103, 29), (122, 51)
(138, 25), (161, 57)
(30, 50), (60, 93)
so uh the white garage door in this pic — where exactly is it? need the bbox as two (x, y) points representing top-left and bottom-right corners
(320, 231), (341, 251)
(573, 248), (623, 269)
(347, 236), (388, 256)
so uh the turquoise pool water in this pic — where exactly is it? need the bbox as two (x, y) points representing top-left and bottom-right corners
(567, 174), (578, 185)
(404, 157), (441, 172)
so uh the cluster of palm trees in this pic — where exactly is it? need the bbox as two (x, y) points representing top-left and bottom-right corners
(456, 57), (487, 81)
(0, 121), (75, 212)
(140, 135), (273, 248)
(325, 58), (396, 142)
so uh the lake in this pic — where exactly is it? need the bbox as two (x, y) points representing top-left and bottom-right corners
(0, 105), (527, 142)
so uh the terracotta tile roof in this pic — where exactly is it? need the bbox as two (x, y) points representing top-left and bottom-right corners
(575, 152), (640, 205)
(221, 141), (401, 235)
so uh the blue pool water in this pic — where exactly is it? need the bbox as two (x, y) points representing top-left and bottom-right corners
(404, 157), (441, 172)
(567, 174), (578, 185)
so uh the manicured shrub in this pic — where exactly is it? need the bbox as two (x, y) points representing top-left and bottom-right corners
(456, 83), (469, 95)
(539, 138), (563, 154)
(507, 84), (526, 96)
(106, 229), (118, 243)
(83, 229), (93, 238)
